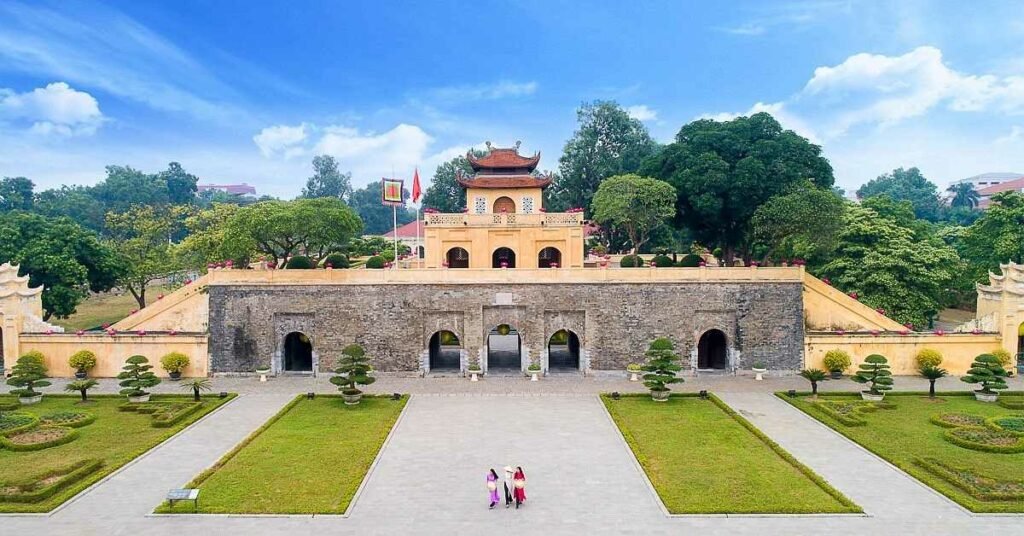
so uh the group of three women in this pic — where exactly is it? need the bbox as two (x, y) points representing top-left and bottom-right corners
(487, 466), (526, 509)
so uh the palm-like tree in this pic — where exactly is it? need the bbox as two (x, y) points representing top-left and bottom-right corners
(180, 378), (212, 402)
(799, 368), (829, 398)
(65, 379), (98, 403)
(946, 182), (980, 209)
(918, 364), (948, 399)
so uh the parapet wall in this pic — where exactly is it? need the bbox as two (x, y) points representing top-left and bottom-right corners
(805, 333), (1003, 375)
(19, 333), (208, 378)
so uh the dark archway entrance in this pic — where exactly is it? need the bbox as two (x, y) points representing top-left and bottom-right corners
(538, 247), (562, 268)
(697, 329), (728, 370)
(492, 247), (516, 268)
(417, 245), (425, 259)
(446, 247), (469, 268)
(1017, 322), (1023, 364)
(429, 330), (461, 371)
(283, 332), (313, 372)
(487, 325), (521, 370)
(548, 329), (580, 371)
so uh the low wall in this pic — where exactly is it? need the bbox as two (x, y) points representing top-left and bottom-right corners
(17, 333), (208, 378)
(805, 333), (1004, 376)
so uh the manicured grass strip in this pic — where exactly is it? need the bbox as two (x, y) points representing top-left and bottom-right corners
(0, 394), (234, 513)
(602, 393), (860, 514)
(159, 394), (407, 514)
(779, 391), (1024, 513)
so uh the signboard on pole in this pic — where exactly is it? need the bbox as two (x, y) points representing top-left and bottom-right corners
(381, 178), (404, 206)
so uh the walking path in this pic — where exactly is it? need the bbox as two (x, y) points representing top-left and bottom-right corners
(2, 379), (1023, 535)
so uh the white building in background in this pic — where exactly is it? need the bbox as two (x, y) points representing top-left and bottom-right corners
(955, 172), (1023, 190)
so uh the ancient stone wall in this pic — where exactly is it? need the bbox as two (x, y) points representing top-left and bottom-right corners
(207, 281), (804, 374)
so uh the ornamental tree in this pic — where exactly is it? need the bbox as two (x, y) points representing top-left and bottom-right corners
(7, 354), (51, 398)
(641, 338), (684, 394)
(961, 354), (1009, 395)
(856, 167), (943, 222)
(65, 379), (99, 403)
(591, 174), (676, 254)
(330, 344), (376, 396)
(105, 205), (190, 308)
(117, 355), (161, 398)
(918, 364), (947, 399)
(799, 368), (828, 398)
(851, 354), (894, 396)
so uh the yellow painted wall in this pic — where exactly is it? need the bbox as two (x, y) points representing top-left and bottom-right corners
(112, 278), (209, 332)
(803, 273), (906, 331)
(19, 333), (208, 378)
(805, 333), (1003, 375)
(465, 187), (544, 214)
(424, 223), (585, 269)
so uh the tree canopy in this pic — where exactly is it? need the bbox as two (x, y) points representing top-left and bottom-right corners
(222, 198), (363, 265)
(421, 154), (475, 213)
(105, 205), (190, 308)
(349, 182), (415, 235)
(301, 155), (352, 201)
(856, 167), (943, 222)
(0, 177), (34, 212)
(751, 185), (845, 263)
(957, 191), (1024, 281)
(946, 182), (980, 209)
(591, 174), (676, 254)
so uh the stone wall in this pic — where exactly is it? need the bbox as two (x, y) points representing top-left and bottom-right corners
(208, 281), (804, 374)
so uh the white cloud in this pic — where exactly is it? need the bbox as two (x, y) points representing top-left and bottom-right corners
(626, 105), (658, 121)
(995, 125), (1024, 145)
(0, 82), (103, 136)
(252, 123), (309, 158)
(716, 1), (853, 36)
(428, 80), (538, 102)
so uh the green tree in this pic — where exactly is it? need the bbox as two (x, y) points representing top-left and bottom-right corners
(302, 155), (352, 200)
(0, 177), (34, 212)
(813, 204), (960, 326)
(0, 212), (121, 319)
(856, 167), (943, 221)
(175, 203), (250, 270)
(330, 344), (376, 399)
(641, 338), (684, 397)
(349, 183), (415, 235)
(550, 101), (658, 213)
(917, 364), (947, 399)
(851, 354), (894, 396)
(421, 154), (475, 213)
(591, 174), (676, 254)
(751, 186), (844, 262)
(223, 198), (363, 266)
(958, 192), (1024, 282)
(960, 354), (1009, 395)
(94, 165), (170, 213)
(65, 379), (98, 403)
(33, 185), (106, 233)
(158, 162), (199, 205)
(641, 112), (834, 264)
(7, 354), (51, 399)
(106, 205), (189, 308)
(799, 368), (828, 398)
(180, 378), (212, 401)
(117, 355), (161, 398)
(946, 182), (980, 210)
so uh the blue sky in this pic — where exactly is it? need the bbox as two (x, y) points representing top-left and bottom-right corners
(2, 0), (1024, 198)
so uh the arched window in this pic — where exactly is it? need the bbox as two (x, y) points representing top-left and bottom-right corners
(492, 247), (516, 268)
(417, 245), (425, 259)
(493, 196), (516, 214)
(446, 247), (469, 268)
(283, 332), (313, 372)
(538, 247), (562, 268)
(697, 329), (728, 369)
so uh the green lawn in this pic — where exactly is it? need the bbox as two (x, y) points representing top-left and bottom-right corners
(0, 394), (233, 513)
(160, 394), (407, 514)
(602, 393), (860, 514)
(780, 391), (1024, 513)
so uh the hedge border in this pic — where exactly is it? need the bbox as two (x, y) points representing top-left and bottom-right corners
(929, 412), (987, 429)
(38, 411), (96, 429)
(986, 415), (1024, 436)
(0, 425), (78, 451)
(152, 402), (204, 428)
(914, 457), (1024, 502)
(0, 412), (41, 437)
(0, 458), (104, 504)
(998, 397), (1024, 410)
(943, 426), (1024, 454)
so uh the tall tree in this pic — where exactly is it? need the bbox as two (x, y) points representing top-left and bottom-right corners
(349, 183), (415, 235)
(105, 206), (190, 308)
(175, 203), (249, 270)
(591, 174), (676, 254)
(958, 191), (1024, 281)
(641, 112), (834, 264)
(751, 185), (845, 263)
(0, 177), (34, 212)
(946, 182), (981, 210)
(33, 185), (106, 233)
(0, 212), (121, 319)
(158, 162), (199, 205)
(223, 198), (363, 266)
(422, 154), (476, 213)
(856, 167), (943, 221)
(94, 165), (170, 213)
(550, 101), (658, 213)
(301, 155), (352, 201)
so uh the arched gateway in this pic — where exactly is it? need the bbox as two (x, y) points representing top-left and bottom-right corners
(283, 332), (313, 372)
(429, 330), (461, 371)
(487, 324), (521, 371)
(697, 329), (728, 370)
(547, 329), (580, 371)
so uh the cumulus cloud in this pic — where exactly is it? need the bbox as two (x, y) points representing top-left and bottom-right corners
(626, 105), (658, 122)
(0, 82), (104, 136)
(252, 123), (309, 158)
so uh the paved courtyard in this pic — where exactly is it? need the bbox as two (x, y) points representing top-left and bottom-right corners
(2, 376), (1023, 535)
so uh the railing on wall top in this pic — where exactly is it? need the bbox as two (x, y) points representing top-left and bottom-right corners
(425, 212), (584, 227)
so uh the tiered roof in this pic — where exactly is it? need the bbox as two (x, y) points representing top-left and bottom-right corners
(457, 141), (552, 189)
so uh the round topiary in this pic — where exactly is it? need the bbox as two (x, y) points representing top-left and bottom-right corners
(822, 349), (852, 373)
(68, 350), (97, 373)
(19, 350), (45, 364)
(285, 256), (314, 269)
(322, 253), (350, 269)
(365, 255), (386, 269)
(651, 255), (674, 267)
(160, 352), (190, 374)
(915, 348), (943, 369)
(380, 250), (396, 263)
(649, 337), (675, 351)
(677, 253), (703, 267)
(620, 255), (644, 268)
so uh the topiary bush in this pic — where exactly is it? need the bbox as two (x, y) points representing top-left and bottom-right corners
(651, 255), (674, 267)
(641, 337), (683, 400)
(330, 344), (376, 399)
(117, 355), (161, 399)
(851, 354), (893, 397)
(915, 348), (943, 369)
(365, 255), (386, 269)
(961, 353), (1009, 395)
(822, 349), (852, 376)
(285, 255), (314, 269)
(68, 350), (97, 375)
(7, 354), (51, 400)
(677, 253), (703, 267)
(322, 252), (350, 269)
(991, 348), (1013, 368)
(620, 255), (644, 268)
(160, 352), (190, 374)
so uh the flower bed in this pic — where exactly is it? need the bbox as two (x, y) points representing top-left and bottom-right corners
(810, 399), (894, 426)
(930, 412), (986, 429)
(915, 457), (1024, 502)
(0, 412), (40, 437)
(119, 401), (203, 428)
(39, 411), (95, 428)
(987, 416), (1024, 435)
(0, 459), (104, 504)
(943, 427), (1024, 454)
(0, 426), (78, 451)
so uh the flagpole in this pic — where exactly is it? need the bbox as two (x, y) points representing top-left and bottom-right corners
(391, 166), (398, 270)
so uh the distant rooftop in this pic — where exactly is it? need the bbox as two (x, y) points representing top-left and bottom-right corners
(956, 172), (1023, 185)
(197, 183), (257, 196)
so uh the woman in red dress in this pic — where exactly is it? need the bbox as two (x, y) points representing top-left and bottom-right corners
(512, 466), (527, 508)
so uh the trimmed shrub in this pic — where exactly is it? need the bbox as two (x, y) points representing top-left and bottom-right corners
(822, 349), (852, 374)
(961, 353), (1009, 394)
(0, 426), (78, 451)
(7, 354), (51, 398)
(620, 255), (644, 268)
(160, 352), (190, 374)
(998, 396), (1024, 410)
(851, 354), (893, 395)
(812, 399), (895, 426)
(330, 344), (376, 396)
(0, 459), (104, 504)
(285, 255), (314, 269)
(322, 252), (350, 269)
(68, 350), (97, 373)
(641, 337), (684, 394)
(677, 253), (703, 267)
(943, 426), (1024, 453)
(365, 255), (386, 269)
(914, 348), (943, 369)
(380, 250), (397, 263)
(991, 348), (1013, 368)
(651, 255), (674, 267)
(117, 355), (161, 398)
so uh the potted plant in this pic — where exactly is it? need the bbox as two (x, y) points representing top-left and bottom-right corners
(467, 355), (482, 382)
(822, 349), (852, 379)
(960, 353), (1008, 402)
(65, 379), (98, 403)
(117, 355), (161, 403)
(330, 344), (376, 405)
(751, 361), (768, 381)
(626, 363), (642, 382)
(918, 364), (947, 400)
(160, 352), (190, 381)
(527, 359), (542, 382)
(180, 378), (212, 402)
(851, 354), (893, 401)
(7, 353), (51, 405)
(68, 350), (97, 379)
(641, 338), (683, 402)
(255, 365), (271, 382)
(799, 368), (828, 399)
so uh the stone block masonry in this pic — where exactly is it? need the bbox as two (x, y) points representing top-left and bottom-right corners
(207, 281), (804, 374)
